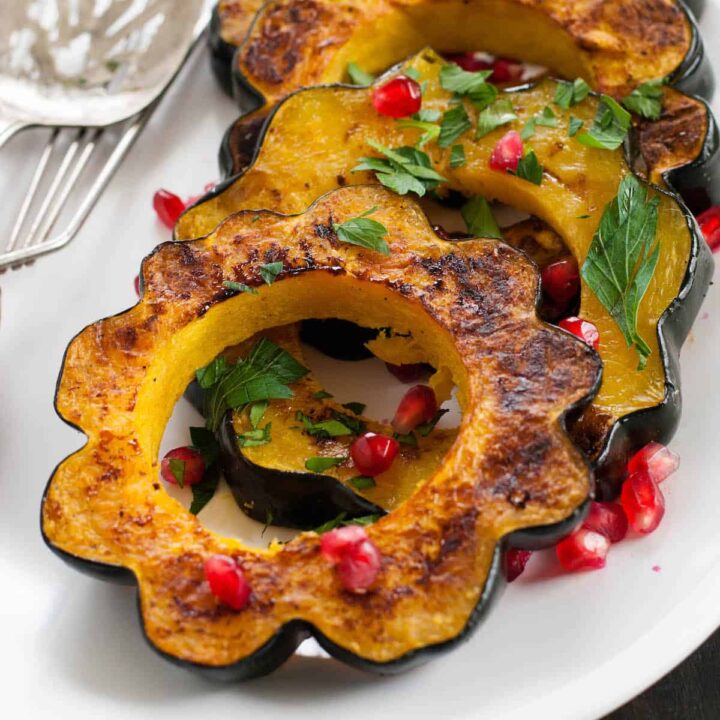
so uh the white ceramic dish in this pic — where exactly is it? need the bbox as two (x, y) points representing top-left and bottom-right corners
(0, 5), (718, 719)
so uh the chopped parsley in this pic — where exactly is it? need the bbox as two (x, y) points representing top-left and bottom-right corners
(397, 116), (441, 148)
(168, 458), (186, 489)
(438, 104), (472, 148)
(332, 207), (390, 255)
(341, 402), (366, 416)
(568, 116), (584, 137)
(305, 456), (346, 473)
(350, 475), (376, 490)
(312, 512), (381, 534)
(514, 149), (544, 185)
(189, 463), (219, 516)
(622, 79), (664, 121)
(416, 409), (449, 437)
(237, 423), (272, 448)
(347, 62), (375, 86)
(313, 390), (334, 400)
(475, 98), (517, 139)
(461, 196), (503, 240)
(577, 96), (631, 151)
(223, 280), (257, 295)
(296, 411), (353, 438)
(521, 106), (558, 140)
(449, 144), (466, 168)
(189, 426), (219, 467)
(554, 78), (591, 110)
(259, 262), (283, 285)
(581, 175), (660, 369)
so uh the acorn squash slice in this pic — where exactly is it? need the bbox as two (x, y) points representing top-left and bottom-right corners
(209, 0), (709, 105)
(177, 50), (715, 495)
(43, 185), (601, 678)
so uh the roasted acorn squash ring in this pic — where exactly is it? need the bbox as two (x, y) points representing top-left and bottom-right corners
(43, 186), (601, 678)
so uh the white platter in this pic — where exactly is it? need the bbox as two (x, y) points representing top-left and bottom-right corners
(0, 4), (718, 718)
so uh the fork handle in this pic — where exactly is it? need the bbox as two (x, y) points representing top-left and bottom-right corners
(0, 109), (27, 150)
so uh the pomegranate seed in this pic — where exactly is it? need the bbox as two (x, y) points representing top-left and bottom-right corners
(621, 470), (666, 534)
(558, 316), (600, 350)
(372, 75), (422, 118)
(204, 555), (251, 610)
(491, 58), (524, 83)
(556, 528), (610, 571)
(153, 189), (185, 229)
(583, 501), (628, 543)
(504, 549), (532, 582)
(392, 385), (438, 434)
(385, 362), (431, 383)
(541, 258), (580, 304)
(445, 52), (493, 73)
(133, 275), (141, 298)
(489, 130), (524, 172)
(160, 446), (205, 487)
(350, 433), (399, 476)
(628, 441), (679, 484)
(697, 205), (720, 252)
(321, 526), (381, 593)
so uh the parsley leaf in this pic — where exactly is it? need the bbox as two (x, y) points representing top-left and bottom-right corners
(397, 116), (440, 148)
(461, 196), (503, 240)
(395, 432), (418, 447)
(199, 339), (308, 431)
(296, 412), (353, 438)
(189, 463), (220, 515)
(416, 409), (449, 437)
(554, 78), (591, 109)
(259, 262), (283, 285)
(350, 475), (376, 490)
(341, 402), (366, 415)
(305, 456), (346, 473)
(168, 458), (185, 489)
(189, 426), (219, 467)
(520, 117), (536, 140)
(476, 98), (517, 138)
(237, 423), (272, 448)
(514, 149), (544, 185)
(353, 140), (447, 197)
(622, 79), (664, 121)
(312, 512), (381, 534)
(313, 390), (333, 400)
(249, 400), (268, 428)
(333, 207), (390, 255)
(449, 144), (466, 167)
(440, 64), (492, 95)
(536, 105), (558, 127)
(223, 280), (257, 295)
(347, 62), (375, 85)
(438, 104), (472, 148)
(568, 116), (584, 137)
(577, 96), (631, 151)
(581, 175), (660, 369)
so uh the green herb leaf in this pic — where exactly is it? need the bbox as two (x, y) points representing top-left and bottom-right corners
(350, 475), (376, 490)
(296, 412), (353, 438)
(577, 96), (631, 151)
(514, 149), (544, 185)
(312, 512), (382, 533)
(189, 426), (219, 467)
(581, 175), (660, 368)
(404, 67), (421, 81)
(331, 410), (367, 435)
(416, 409), (449, 436)
(536, 105), (558, 127)
(476, 98), (517, 139)
(353, 140), (447, 197)
(554, 77), (591, 109)
(415, 109), (441, 122)
(397, 117), (440, 148)
(237, 423), (272, 448)
(568, 116), (584, 137)
(395, 431), (418, 447)
(200, 339), (308, 431)
(461, 196), (503, 240)
(305, 456), (346, 473)
(341, 402), (366, 415)
(520, 117), (536, 140)
(449, 144), (466, 167)
(347, 62), (375, 85)
(333, 208), (390, 255)
(259, 262), (283, 285)
(223, 280), (258, 295)
(249, 400), (268, 429)
(313, 390), (334, 400)
(438, 104), (472, 148)
(622, 79), (664, 121)
(189, 463), (220, 515)
(168, 458), (186, 489)
(440, 64), (493, 95)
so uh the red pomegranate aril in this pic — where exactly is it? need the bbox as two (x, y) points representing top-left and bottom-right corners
(385, 362), (431, 383)
(372, 75), (422, 118)
(392, 385), (438, 434)
(697, 205), (720, 252)
(133, 274), (141, 298)
(320, 526), (381, 593)
(541, 258), (580, 304)
(350, 433), (399, 476)
(489, 130), (524, 172)
(556, 528), (610, 571)
(583, 501), (628, 543)
(628, 441), (679, 484)
(621, 470), (666, 534)
(445, 51), (493, 73)
(160, 446), (205, 487)
(204, 555), (251, 610)
(558, 316), (600, 350)
(491, 58), (524, 83)
(504, 549), (532, 582)
(153, 189), (185, 229)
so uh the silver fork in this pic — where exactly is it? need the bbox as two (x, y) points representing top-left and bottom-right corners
(0, 0), (212, 271)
